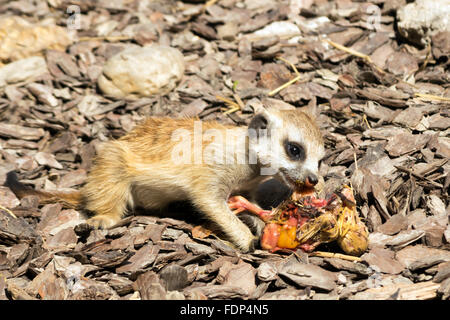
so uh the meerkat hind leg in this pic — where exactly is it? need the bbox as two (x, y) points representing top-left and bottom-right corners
(82, 178), (132, 229)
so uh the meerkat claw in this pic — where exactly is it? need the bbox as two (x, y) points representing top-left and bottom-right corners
(86, 215), (120, 229)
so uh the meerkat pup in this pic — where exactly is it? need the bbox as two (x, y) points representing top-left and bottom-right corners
(7, 107), (324, 252)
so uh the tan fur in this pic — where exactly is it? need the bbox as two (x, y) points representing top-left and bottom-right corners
(8, 109), (324, 252)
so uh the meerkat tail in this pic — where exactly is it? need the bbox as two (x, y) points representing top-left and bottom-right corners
(5, 171), (82, 209)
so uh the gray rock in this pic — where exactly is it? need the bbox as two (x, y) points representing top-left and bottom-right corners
(98, 44), (185, 98)
(397, 0), (450, 46)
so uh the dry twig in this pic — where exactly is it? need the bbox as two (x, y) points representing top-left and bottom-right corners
(414, 93), (450, 102)
(323, 38), (450, 104)
(268, 57), (303, 96)
(309, 251), (362, 262)
(0, 204), (17, 219)
(78, 36), (131, 42)
(395, 165), (443, 188)
(216, 95), (241, 115)
(323, 38), (385, 74)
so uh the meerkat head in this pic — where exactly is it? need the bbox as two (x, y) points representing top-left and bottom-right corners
(248, 107), (325, 189)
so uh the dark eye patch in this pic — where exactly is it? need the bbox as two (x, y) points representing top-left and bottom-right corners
(284, 141), (305, 161)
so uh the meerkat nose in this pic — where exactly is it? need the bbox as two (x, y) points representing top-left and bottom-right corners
(305, 174), (318, 186)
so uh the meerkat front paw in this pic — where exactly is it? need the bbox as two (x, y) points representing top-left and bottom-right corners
(86, 214), (121, 229)
(237, 235), (260, 253)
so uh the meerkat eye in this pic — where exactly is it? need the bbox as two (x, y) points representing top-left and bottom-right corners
(285, 142), (305, 161)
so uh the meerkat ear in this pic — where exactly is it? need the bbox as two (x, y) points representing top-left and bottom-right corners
(248, 110), (273, 140)
(299, 97), (319, 120)
(249, 113), (268, 131)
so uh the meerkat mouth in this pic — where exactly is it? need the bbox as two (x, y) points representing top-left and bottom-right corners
(278, 169), (317, 195)
(282, 174), (318, 199)
(278, 170), (303, 190)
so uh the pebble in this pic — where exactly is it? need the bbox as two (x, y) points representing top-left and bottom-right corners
(397, 0), (450, 46)
(98, 44), (185, 98)
(0, 56), (48, 87)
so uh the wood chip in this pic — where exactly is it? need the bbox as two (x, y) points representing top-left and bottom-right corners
(279, 258), (337, 291)
(351, 280), (440, 300)
(217, 260), (256, 295)
(116, 244), (160, 274)
(362, 247), (405, 274)
(385, 133), (431, 157)
(0, 123), (45, 141)
(396, 245), (450, 270)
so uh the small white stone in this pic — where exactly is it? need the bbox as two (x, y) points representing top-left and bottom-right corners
(337, 273), (347, 285)
(98, 44), (185, 98)
(0, 56), (48, 87)
(248, 21), (300, 39)
(397, 0), (450, 46)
